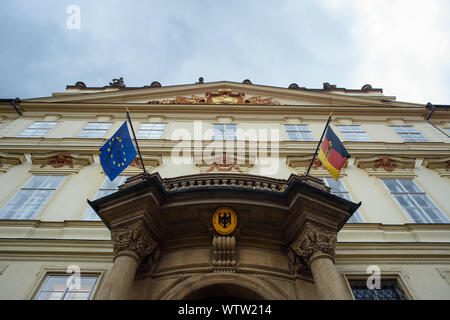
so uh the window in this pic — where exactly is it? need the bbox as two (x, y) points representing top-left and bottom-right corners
(322, 178), (363, 223)
(136, 123), (166, 139)
(349, 279), (406, 300)
(17, 121), (57, 137)
(284, 124), (314, 141)
(445, 128), (450, 135)
(34, 274), (98, 300)
(77, 122), (112, 138)
(0, 175), (66, 220)
(391, 126), (428, 142)
(336, 125), (372, 141)
(212, 124), (237, 140)
(382, 179), (448, 223)
(83, 176), (130, 220)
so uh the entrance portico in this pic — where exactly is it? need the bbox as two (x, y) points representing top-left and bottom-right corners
(88, 172), (360, 300)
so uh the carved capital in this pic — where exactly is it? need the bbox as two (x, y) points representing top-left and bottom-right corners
(287, 248), (310, 277)
(111, 221), (157, 263)
(290, 223), (337, 265)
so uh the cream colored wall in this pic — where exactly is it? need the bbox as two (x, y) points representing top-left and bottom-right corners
(0, 107), (449, 299)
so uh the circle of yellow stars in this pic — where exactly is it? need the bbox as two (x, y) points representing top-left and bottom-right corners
(107, 136), (127, 168)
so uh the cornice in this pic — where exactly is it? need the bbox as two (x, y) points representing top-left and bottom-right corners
(0, 139), (448, 158)
(11, 102), (430, 118)
(22, 81), (401, 106)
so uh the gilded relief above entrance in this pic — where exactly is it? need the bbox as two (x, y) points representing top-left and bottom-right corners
(148, 89), (280, 105)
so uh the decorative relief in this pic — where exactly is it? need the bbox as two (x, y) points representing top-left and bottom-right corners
(40, 152), (74, 168)
(149, 89), (280, 105)
(290, 222), (337, 265)
(137, 246), (162, 277)
(373, 156), (398, 172)
(111, 221), (158, 263)
(196, 153), (254, 173)
(31, 152), (93, 173)
(287, 248), (310, 276)
(212, 235), (236, 273)
(354, 155), (416, 178)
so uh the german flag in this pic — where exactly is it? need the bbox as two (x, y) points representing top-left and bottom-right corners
(318, 127), (350, 180)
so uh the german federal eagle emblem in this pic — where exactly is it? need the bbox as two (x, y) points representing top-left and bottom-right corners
(212, 206), (237, 235)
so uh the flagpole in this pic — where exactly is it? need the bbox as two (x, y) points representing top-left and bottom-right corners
(126, 107), (147, 174)
(306, 112), (333, 176)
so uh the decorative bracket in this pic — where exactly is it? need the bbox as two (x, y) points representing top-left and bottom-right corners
(212, 235), (236, 273)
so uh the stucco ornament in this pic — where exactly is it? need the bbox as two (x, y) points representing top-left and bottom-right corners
(111, 221), (157, 263)
(290, 222), (337, 265)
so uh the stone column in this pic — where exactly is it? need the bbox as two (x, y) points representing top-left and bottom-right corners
(290, 222), (351, 300)
(99, 221), (157, 300)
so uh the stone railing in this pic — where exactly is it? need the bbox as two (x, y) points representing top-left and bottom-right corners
(161, 173), (289, 193)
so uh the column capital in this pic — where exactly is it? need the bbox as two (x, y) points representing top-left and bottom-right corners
(111, 220), (158, 263)
(290, 222), (337, 265)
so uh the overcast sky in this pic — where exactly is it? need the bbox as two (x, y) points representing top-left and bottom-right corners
(0, 0), (449, 104)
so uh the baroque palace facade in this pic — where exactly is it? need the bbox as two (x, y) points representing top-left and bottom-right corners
(0, 79), (449, 300)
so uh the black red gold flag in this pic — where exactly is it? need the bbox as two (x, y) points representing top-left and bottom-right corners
(317, 127), (350, 180)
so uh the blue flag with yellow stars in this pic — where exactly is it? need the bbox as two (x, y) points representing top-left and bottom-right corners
(99, 121), (137, 181)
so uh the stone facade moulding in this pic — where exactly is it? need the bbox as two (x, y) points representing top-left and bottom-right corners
(421, 157), (450, 178)
(353, 154), (416, 178)
(0, 152), (26, 173)
(30, 151), (94, 174)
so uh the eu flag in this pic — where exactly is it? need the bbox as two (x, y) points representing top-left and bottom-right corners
(99, 121), (137, 181)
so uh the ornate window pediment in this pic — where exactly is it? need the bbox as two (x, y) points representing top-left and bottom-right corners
(30, 152), (94, 174)
(354, 155), (416, 178)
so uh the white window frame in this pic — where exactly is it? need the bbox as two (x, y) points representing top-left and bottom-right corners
(136, 123), (166, 139)
(77, 122), (112, 138)
(382, 179), (448, 223)
(212, 124), (237, 141)
(336, 125), (372, 142)
(33, 273), (99, 300)
(322, 177), (363, 223)
(391, 126), (428, 142)
(0, 175), (66, 220)
(17, 121), (57, 138)
(83, 175), (131, 220)
(284, 124), (314, 141)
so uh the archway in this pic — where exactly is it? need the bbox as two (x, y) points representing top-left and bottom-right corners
(159, 273), (286, 300)
(183, 283), (265, 300)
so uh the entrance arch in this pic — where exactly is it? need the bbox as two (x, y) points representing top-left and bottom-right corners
(159, 273), (286, 300)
